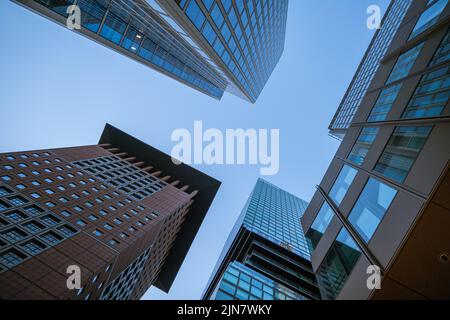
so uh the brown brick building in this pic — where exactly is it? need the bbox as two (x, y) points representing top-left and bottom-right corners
(0, 124), (220, 300)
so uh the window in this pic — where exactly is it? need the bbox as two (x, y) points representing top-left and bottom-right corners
(348, 127), (380, 166)
(23, 221), (45, 233)
(61, 210), (72, 217)
(317, 229), (362, 300)
(78, 0), (107, 33)
(386, 43), (424, 84)
(104, 223), (113, 231)
(57, 225), (77, 237)
(0, 186), (13, 196)
(2, 227), (27, 243)
(186, 0), (206, 29)
(24, 205), (44, 216)
(15, 184), (26, 190)
(306, 203), (335, 251)
(368, 84), (403, 122)
(76, 219), (87, 227)
(100, 11), (126, 45)
(374, 126), (432, 183)
(41, 231), (64, 245)
(93, 229), (104, 237)
(329, 165), (358, 206)
(430, 29), (450, 66)
(5, 210), (28, 222)
(108, 239), (119, 246)
(348, 178), (397, 243)
(402, 66), (450, 119)
(0, 248), (27, 267)
(121, 27), (143, 53)
(1, 175), (12, 182)
(8, 195), (28, 206)
(410, 0), (449, 39)
(20, 239), (47, 255)
(40, 214), (61, 227)
(45, 202), (56, 208)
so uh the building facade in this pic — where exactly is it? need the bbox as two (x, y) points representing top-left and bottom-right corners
(203, 179), (321, 300)
(0, 124), (220, 300)
(302, 0), (450, 300)
(13, 0), (289, 103)
(329, 0), (413, 138)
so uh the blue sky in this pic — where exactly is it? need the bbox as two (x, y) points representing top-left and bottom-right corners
(0, 0), (389, 299)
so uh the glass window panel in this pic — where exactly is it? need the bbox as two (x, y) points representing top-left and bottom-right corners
(374, 126), (432, 183)
(409, 0), (449, 39)
(402, 66), (450, 118)
(348, 178), (397, 243)
(329, 165), (358, 206)
(78, 0), (107, 33)
(348, 127), (380, 165)
(306, 202), (335, 251)
(121, 27), (143, 53)
(316, 228), (362, 300)
(100, 11), (127, 44)
(387, 43), (424, 84)
(186, 0), (206, 29)
(368, 84), (403, 122)
(430, 29), (450, 66)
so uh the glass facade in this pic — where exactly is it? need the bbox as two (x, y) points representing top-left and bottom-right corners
(348, 178), (397, 243)
(176, 0), (289, 102)
(214, 262), (308, 300)
(306, 202), (334, 252)
(386, 43), (425, 84)
(374, 126), (433, 183)
(368, 84), (403, 122)
(409, 0), (449, 40)
(243, 179), (310, 259)
(26, 0), (234, 99)
(348, 127), (380, 166)
(316, 229), (362, 300)
(403, 29), (450, 118)
(329, 0), (412, 133)
(328, 165), (358, 206)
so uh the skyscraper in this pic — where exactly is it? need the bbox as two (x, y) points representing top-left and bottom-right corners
(0, 124), (220, 300)
(302, 0), (450, 299)
(329, 0), (413, 138)
(203, 179), (321, 300)
(13, 0), (289, 103)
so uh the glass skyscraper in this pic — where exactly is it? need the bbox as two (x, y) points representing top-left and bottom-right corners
(203, 179), (321, 300)
(13, 0), (289, 103)
(302, 0), (450, 300)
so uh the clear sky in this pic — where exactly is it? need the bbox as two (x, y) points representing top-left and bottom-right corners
(0, 0), (389, 300)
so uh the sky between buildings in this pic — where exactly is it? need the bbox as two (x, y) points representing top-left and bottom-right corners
(0, 0), (390, 299)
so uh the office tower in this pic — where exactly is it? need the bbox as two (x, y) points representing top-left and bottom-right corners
(0, 124), (220, 300)
(302, 0), (450, 300)
(13, 0), (289, 103)
(329, 0), (413, 138)
(203, 179), (321, 300)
